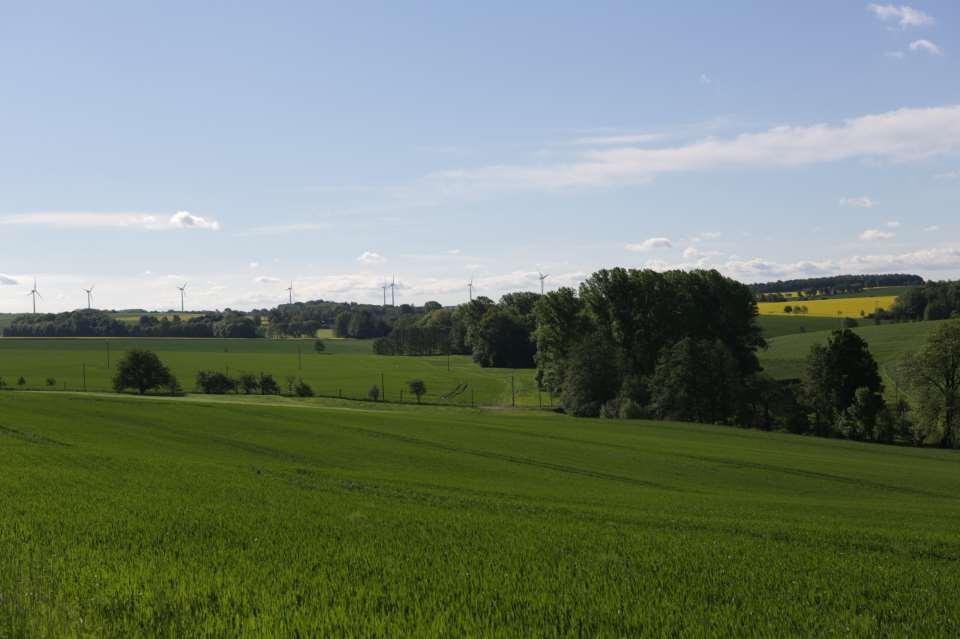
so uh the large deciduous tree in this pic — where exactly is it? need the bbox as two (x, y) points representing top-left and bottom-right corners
(901, 320), (960, 448)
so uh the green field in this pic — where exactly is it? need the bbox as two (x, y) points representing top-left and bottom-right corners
(0, 338), (541, 407)
(755, 314), (842, 338)
(759, 321), (937, 394)
(1, 391), (958, 635)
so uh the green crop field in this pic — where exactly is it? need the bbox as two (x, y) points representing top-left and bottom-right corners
(759, 320), (938, 392)
(755, 314), (841, 338)
(0, 338), (542, 407)
(1, 391), (958, 636)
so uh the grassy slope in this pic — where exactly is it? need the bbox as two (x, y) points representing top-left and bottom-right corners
(755, 314), (840, 338)
(759, 321), (936, 391)
(0, 392), (957, 636)
(0, 337), (540, 406)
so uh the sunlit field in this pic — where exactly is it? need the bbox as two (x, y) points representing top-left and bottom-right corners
(757, 295), (897, 318)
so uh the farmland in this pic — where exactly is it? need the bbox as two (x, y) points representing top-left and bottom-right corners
(1, 391), (958, 636)
(759, 320), (937, 393)
(0, 337), (541, 407)
(756, 295), (897, 318)
(754, 314), (840, 338)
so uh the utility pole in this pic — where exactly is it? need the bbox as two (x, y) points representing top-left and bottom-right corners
(380, 372), (385, 402)
(82, 363), (86, 391)
(511, 375), (515, 408)
(106, 341), (110, 369)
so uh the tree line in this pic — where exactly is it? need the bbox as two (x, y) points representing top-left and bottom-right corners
(2, 309), (260, 338)
(749, 273), (923, 296)
(887, 281), (960, 321)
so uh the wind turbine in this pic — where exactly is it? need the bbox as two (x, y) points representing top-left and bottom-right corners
(82, 285), (95, 309)
(538, 271), (550, 295)
(28, 279), (42, 314)
(177, 282), (188, 313)
(286, 281), (294, 305)
(468, 277), (474, 302)
(390, 275), (396, 307)
(381, 280), (389, 307)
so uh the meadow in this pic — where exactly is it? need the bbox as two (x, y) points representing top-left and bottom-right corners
(754, 314), (840, 338)
(0, 337), (542, 407)
(759, 320), (936, 395)
(756, 295), (897, 318)
(1, 391), (958, 636)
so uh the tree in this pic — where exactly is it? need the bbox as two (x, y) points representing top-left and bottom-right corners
(16, 377), (25, 387)
(368, 385), (381, 401)
(196, 370), (236, 394)
(408, 379), (427, 403)
(314, 339), (326, 353)
(802, 330), (884, 436)
(901, 320), (960, 448)
(649, 338), (742, 424)
(259, 373), (280, 395)
(113, 349), (175, 395)
(294, 379), (314, 397)
(238, 373), (259, 394)
(471, 308), (536, 368)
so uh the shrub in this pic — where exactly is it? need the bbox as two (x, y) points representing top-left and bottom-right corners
(238, 373), (259, 395)
(17, 377), (26, 386)
(618, 398), (645, 420)
(368, 385), (381, 401)
(46, 377), (56, 387)
(600, 399), (619, 419)
(196, 371), (236, 394)
(294, 380), (315, 397)
(314, 339), (326, 353)
(258, 373), (280, 395)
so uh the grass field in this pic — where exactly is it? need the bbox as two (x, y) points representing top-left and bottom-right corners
(759, 321), (937, 396)
(755, 314), (841, 338)
(757, 295), (897, 318)
(0, 391), (957, 635)
(0, 338), (541, 407)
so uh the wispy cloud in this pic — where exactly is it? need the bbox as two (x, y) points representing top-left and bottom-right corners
(425, 105), (960, 192)
(569, 133), (666, 146)
(840, 196), (876, 208)
(910, 39), (944, 56)
(0, 211), (220, 231)
(0, 274), (18, 286)
(357, 251), (387, 264)
(860, 228), (896, 241)
(254, 276), (282, 285)
(235, 222), (331, 237)
(924, 225), (941, 232)
(868, 4), (934, 28)
(885, 220), (901, 228)
(625, 237), (672, 252)
(934, 169), (960, 180)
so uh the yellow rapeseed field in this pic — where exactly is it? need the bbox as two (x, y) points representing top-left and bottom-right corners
(756, 295), (897, 317)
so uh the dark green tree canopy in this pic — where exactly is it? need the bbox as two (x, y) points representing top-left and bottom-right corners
(113, 349), (175, 395)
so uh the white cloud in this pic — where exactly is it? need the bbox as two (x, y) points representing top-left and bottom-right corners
(357, 251), (387, 264)
(254, 276), (282, 285)
(840, 195), (876, 208)
(0, 211), (220, 231)
(885, 220), (901, 228)
(570, 133), (666, 146)
(427, 105), (960, 191)
(699, 73), (712, 85)
(868, 4), (934, 28)
(910, 39), (944, 56)
(934, 170), (960, 180)
(235, 222), (331, 237)
(168, 210), (220, 230)
(625, 237), (672, 252)
(924, 225), (941, 232)
(0, 274), (18, 286)
(860, 228), (896, 241)
(249, 261), (260, 269)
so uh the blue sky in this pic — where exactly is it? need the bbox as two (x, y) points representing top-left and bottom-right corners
(1, 1), (959, 312)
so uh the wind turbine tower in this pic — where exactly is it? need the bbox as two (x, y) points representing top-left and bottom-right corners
(468, 277), (474, 302)
(29, 279), (42, 314)
(538, 272), (550, 295)
(390, 275), (396, 307)
(177, 282), (188, 313)
(286, 281), (294, 305)
(82, 285), (95, 309)
(381, 280), (388, 307)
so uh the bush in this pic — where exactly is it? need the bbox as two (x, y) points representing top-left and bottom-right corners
(258, 373), (280, 395)
(600, 399), (619, 419)
(314, 339), (326, 353)
(46, 377), (56, 387)
(16, 377), (25, 387)
(238, 373), (259, 394)
(196, 371), (236, 394)
(112, 349), (173, 395)
(294, 380), (314, 397)
(368, 385), (381, 401)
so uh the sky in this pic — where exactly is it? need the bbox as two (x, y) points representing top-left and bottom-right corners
(1, 1), (959, 312)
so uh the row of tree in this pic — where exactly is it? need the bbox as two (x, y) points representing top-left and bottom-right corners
(749, 273), (923, 296)
(888, 281), (960, 321)
(3, 309), (259, 338)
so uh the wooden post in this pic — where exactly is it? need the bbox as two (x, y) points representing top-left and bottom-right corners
(82, 363), (86, 392)
(511, 375), (515, 408)
(380, 372), (385, 402)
